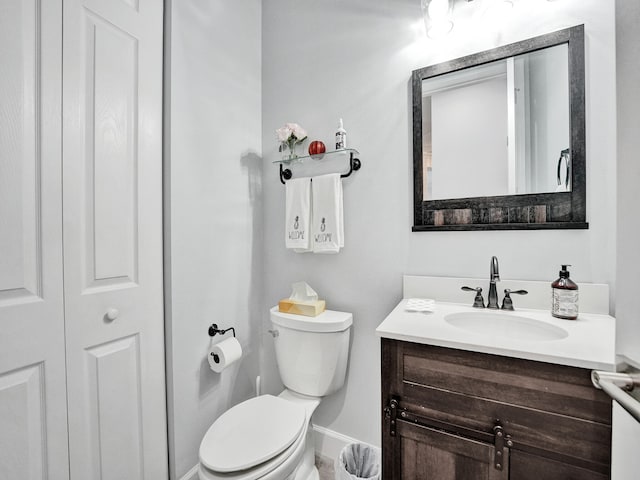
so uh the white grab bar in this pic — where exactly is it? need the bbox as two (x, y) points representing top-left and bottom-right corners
(591, 370), (640, 423)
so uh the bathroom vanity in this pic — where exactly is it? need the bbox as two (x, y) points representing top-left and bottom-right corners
(381, 340), (611, 479)
(377, 276), (616, 479)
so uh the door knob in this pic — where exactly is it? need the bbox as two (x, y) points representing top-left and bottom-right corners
(106, 308), (119, 321)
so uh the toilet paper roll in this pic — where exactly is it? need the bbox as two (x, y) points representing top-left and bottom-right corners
(207, 337), (242, 373)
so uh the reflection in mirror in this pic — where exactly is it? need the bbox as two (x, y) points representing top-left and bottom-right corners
(422, 44), (570, 201)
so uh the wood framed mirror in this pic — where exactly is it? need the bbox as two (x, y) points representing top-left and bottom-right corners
(412, 25), (587, 231)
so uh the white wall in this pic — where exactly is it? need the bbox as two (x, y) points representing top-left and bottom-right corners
(615, 0), (640, 367)
(261, 0), (616, 447)
(165, 1), (262, 478)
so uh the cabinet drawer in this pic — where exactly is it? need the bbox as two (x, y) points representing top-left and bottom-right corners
(382, 339), (612, 475)
(402, 342), (611, 423)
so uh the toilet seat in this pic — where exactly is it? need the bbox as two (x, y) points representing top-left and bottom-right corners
(199, 395), (307, 480)
(198, 421), (307, 480)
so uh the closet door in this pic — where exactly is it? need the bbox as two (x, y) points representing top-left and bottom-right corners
(62, 0), (167, 479)
(0, 1), (69, 479)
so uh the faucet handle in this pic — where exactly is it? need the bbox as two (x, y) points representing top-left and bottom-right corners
(462, 286), (485, 308)
(501, 289), (528, 310)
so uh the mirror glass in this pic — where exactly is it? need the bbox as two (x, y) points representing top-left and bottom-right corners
(421, 44), (570, 201)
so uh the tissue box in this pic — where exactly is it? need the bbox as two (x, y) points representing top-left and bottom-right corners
(278, 299), (326, 317)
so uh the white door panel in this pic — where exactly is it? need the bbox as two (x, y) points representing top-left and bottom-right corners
(0, 0), (45, 304)
(63, 0), (167, 479)
(0, 364), (47, 480)
(0, 1), (69, 479)
(84, 12), (139, 286)
(84, 336), (145, 479)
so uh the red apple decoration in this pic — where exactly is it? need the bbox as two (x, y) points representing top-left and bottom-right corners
(308, 140), (326, 159)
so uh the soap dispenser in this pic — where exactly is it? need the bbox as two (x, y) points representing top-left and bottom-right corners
(551, 265), (579, 319)
(335, 118), (347, 150)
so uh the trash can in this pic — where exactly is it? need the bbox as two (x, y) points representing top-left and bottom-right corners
(335, 443), (381, 480)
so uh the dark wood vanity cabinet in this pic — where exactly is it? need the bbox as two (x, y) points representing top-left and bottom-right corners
(381, 339), (612, 480)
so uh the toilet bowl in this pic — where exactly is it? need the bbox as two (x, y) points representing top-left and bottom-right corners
(198, 308), (352, 480)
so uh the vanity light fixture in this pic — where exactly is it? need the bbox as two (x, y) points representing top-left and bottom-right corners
(421, 0), (516, 39)
(421, 0), (454, 39)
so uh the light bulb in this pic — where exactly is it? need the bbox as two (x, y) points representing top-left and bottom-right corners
(422, 0), (453, 39)
(428, 0), (450, 20)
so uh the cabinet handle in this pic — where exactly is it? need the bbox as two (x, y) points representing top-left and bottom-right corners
(384, 397), (399, 437)
(106, 308), (119, 321)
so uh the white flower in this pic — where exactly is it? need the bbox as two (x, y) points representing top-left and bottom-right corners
(287, 123), (307, 142)
(276, 123), (307, 144)
(276, 126), (291, 142)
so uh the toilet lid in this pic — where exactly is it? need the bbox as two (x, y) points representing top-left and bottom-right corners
(199, 395), (306, 473)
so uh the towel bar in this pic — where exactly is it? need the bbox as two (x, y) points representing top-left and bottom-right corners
(279, 150), (361, 184)
(592, 370), (640, 423)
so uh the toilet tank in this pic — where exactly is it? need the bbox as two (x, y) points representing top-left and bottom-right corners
(270, 307), (352, 397)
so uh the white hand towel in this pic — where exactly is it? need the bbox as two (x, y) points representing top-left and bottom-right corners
(285, 177), (312, 251)
(311, 174), (344, 254)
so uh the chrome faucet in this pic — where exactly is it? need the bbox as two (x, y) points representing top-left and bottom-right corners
(487, 256), (500, 309)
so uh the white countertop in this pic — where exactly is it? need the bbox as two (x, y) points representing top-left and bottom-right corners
(376, 299), (616, 371)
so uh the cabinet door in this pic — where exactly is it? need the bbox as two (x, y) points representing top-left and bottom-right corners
(0, 1), (69, 479)
(391, 421), (509, 480)
(510, 450), (608, 480)
(62, 0), (167, 479)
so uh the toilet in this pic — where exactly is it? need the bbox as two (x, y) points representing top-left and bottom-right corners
(198, 306), (353, 480)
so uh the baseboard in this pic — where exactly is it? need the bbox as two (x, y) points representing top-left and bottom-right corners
(313, 424), (377, 462)
(179, 464), (199, 480)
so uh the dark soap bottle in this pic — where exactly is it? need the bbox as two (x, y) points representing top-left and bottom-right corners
(551, 264), (579, 319)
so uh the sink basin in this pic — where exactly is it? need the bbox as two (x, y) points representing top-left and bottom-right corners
(444, 311), (569, 342)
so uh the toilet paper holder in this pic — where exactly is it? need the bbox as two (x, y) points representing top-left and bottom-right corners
(208, 324), (237, 365)
(208, 323), (236, 338)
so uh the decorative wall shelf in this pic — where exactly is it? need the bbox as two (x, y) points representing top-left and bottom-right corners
(273, 148), (361, 184)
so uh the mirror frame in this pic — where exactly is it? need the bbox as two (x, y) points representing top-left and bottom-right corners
(412, 25), (587, 231)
